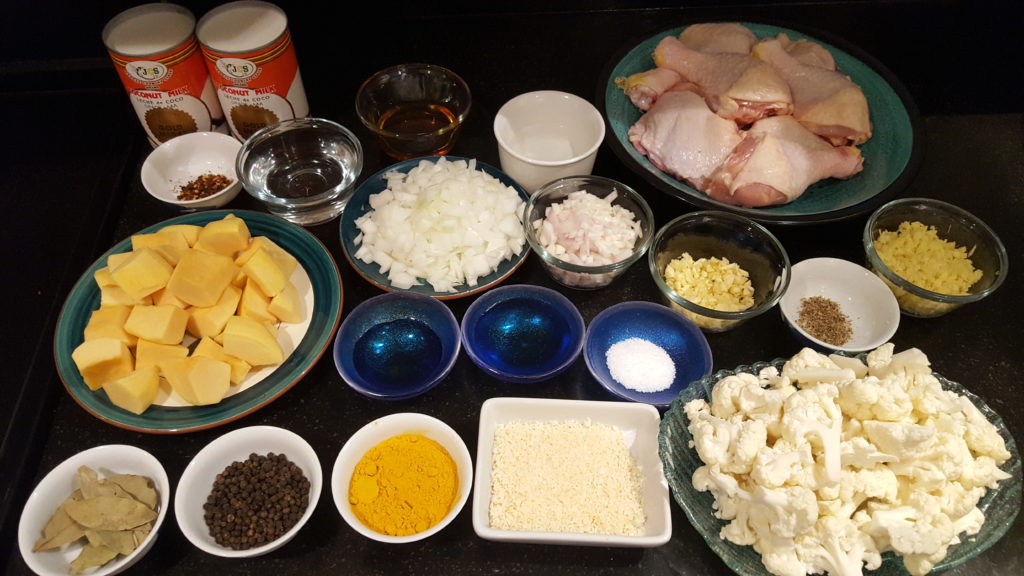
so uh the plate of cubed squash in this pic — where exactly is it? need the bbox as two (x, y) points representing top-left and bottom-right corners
(53, 210), (343, 433)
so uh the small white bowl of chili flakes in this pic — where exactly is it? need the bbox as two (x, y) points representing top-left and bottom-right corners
(779, 257), (900, 353)
(142, 131), (242, 209)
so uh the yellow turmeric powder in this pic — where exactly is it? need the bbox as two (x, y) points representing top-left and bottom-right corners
(348, 433), (459, 536)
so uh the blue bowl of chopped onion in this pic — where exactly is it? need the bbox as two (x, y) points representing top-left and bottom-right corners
(584, 300), (713, 407)
(339, 156), (531, 300)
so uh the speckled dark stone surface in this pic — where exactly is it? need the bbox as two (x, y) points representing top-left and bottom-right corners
(3, 2), (1022, 575)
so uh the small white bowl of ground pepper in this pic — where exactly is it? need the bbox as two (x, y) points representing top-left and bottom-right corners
(779, 257), (900, 353)
(174, 425), (322, 558)
(141, 131), (243, 209)
(332, 412), (473, 543)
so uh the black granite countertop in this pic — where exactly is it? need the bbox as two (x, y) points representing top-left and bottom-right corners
(2, 2), (1021, 575)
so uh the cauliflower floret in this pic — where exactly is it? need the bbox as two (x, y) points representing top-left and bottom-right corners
(836, 375), (914, 422)
(781, 385), (843, 485)
(793, 515), (883, 576)
(955, 395), (1012, 461)
(782, 348), (856, 387)
(840, 436), (896, 469)
(752, 439), (815, 488)
(688, 410), (768, 474)
(862, 420), (936, 460)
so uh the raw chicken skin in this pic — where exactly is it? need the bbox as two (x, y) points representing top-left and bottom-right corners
(654, 35), (793, 125)
(753, 37), (872, 145)
(678, 22), (757, 54)
(775, 33), (836, 70)
(614, 67), (683, 111)
(706, 115), (864, 207)
(628, 89), (743, 191)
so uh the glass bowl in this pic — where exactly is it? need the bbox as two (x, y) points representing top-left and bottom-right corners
(460, 284), (584, 384)
(355, 63), (471, 161)
(523, 175), (655, 290)
(236, 117), (363, 226)
(648, 211), (791, 332)
(659, 357), (1021, 576)
(863, 197), (1008, 318)
(333, 292), (460, 400)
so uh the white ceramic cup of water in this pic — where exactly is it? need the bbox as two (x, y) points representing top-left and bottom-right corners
(493, 91), (605, 193)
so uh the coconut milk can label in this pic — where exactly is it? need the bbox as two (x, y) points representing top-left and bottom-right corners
(197, 2), (309, 141)
(103, 4), (224, 148)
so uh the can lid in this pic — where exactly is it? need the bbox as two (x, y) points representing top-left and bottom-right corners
(196, 0), (289, 54)
(102, 3), (196, 57)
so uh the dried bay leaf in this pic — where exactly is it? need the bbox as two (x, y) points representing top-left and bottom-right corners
(108, 473), (158, 509)
(64, 496), (157, 531)
(32, 505), (86, 552)
(70, 543), (118, 575)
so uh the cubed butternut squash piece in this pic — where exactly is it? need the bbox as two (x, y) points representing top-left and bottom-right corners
(268, 281), (304, 324)
(152, 287), (189, 309)
(124, 304), (189, 345)
(193, 337), (252, 385)
(160, 224), (202, 247)
(130, 228), (189, 265)
(165, 249), (238, 307)
(135, 338), (189, 371)
(100, 285), (152, 308)
(110, 248), (173, 301)
(93, 267), (116, 289)
(187, 284), (242, 339)
(71, 338), (134, 391)
(83, 305), (137, 347)
(238, 279), (277, 324)
(235, 236), (298, 277)
(221, 316), (283, 366)
(105, 251), (132, 270)
(240, 247), (288, 297)
(195, 215), (251, 256)
(103, 365), (160, 415)
(160, 356), (231, 405)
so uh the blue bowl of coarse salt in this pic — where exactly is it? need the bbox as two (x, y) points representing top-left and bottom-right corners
(584, 301), (713, 408)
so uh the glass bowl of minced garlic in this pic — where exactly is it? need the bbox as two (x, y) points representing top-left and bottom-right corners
(864, 197), (1008, 318)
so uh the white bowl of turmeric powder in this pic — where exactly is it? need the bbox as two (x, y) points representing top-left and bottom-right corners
(864, 198), (1008, 318)
(332, 412), (473, 543)
(141, 131), (243, 209)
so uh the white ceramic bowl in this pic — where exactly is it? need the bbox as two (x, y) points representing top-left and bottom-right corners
(493, 90), (605, 192)
(332, 412), (473, 543)
(141, 131), (243, 208)
(174, 425), (322, 558)
(779, 257), (901, 353)
(18, 444), (170, 576)
(472, 397), (671, 547)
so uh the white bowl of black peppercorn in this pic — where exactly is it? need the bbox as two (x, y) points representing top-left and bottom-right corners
(174, 425), (323, 558)
(779, 257), (900, 353)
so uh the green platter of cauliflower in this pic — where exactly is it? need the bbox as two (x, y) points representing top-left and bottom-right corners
(659, 343), (1020, 576)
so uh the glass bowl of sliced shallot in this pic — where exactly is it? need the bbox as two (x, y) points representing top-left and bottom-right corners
(523, 175), (655, 289)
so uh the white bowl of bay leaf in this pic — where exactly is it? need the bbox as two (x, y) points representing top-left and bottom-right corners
(17, 444), (169, 576)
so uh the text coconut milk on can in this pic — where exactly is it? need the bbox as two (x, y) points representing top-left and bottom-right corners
(196, 1), (309, 141)
(102, 3), (225, 147)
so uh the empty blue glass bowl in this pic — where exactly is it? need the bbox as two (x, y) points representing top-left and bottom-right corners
(584, 301), (713, 407)
(461, 285), (585, 383)
(334, 292), (460, 400)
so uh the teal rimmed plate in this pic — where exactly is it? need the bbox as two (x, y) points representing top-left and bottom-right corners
(600, 22), (922, 224)
(659, 358), (1021, 575)
(53, 210), (343, 433)
(339, 156), (530, 300)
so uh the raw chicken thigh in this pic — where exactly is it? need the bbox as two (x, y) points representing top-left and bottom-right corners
(654, 35), (793, 125)
(706, 115), (864, 207)
(678, 22), (757, 54)
(615, 21), (873, 207)
(753, 36), (872, 145)
(628, 89), (743, 191)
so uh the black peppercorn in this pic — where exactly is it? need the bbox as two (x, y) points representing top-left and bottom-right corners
(203, 452), (311, 550)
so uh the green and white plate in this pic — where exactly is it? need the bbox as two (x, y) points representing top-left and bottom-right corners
(54, 210), (343, 433)
(600, 22), (922, 224)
